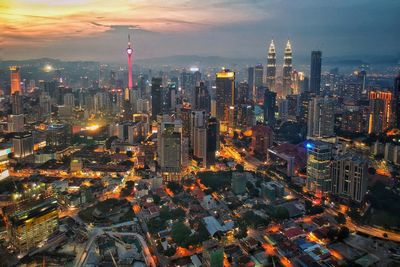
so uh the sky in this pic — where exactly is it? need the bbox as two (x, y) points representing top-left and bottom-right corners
(0, 0), (399, 63)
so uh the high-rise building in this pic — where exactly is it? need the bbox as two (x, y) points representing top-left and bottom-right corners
(190, 110), (207, 147)
(63, 93), (75, 107)
(151, 77), (163, 120)
(215, 70), (235, 122)
(13, 132), (33, 158)
(11, 92), (23, 115)
(251, 124), (273, 158)
(9, 66), (21, 95)
(310, 51), (322, 95)
(248, 67), (255, 102)
(231, 172), (248, 195)
(307, 96), (335, 138)
(331, 154), (368, 203)
(282, 40), (293, 96)
(368, 91), (392, 134)
(263, 89), (276, 126)
(8, 114), (24, 133)
(266, 40), (276, 92)
(93, 92), (110, 113)
(194, 82), (210, 112)
(166, 83), (177, 111)
(306, 140), (332, 194)
(206, 117), (219, 166)
(126, 35), (133, 89)
(237, 82), (249, 105)
(254, 64), (264, 102)
(158, 120), (182, 180)
(46, 124), (71, 148)
(393, 73), (400, 129)
(5, 198), (59, 253)
(202, 240), (224, 267)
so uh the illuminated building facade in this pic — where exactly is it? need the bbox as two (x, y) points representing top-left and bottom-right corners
(282, 40), (293, 97)
(12, 132), (33, 158)
(266, 40), (276, 92)
(393, 73), (400, 129)
(215, 70), (235, 122)
(254, 64), (264, 102)
(310, 51), (322, 95)
(331, 154), (367, 203)
(368, 91), (392, 134)
(306, 141), (332, 194)
(10, 66), (21, 95)
(5, 198), (59, 253)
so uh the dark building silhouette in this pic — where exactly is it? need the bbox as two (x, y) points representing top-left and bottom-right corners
(263, 89), (276, 127)
(206, 117), (219, 166)
(151, 77), (163, 120)
(310, 51), (322, 95)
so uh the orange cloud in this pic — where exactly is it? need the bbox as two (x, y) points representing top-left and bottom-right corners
(0, 0), (269, 47)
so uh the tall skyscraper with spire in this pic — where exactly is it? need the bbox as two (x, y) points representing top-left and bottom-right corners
(266, 40), (276, 92)
(126, 35), (133, 89)
(282, 40), (293, 96)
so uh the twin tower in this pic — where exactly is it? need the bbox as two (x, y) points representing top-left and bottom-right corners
(265, 40), (292, 94)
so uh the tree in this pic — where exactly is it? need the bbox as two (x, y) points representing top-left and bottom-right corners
(167, 182), (183, 195)
(126, 150), (133, 158)
(153, 194), (161, 205)
(236, 164), (244, 172)
(115, 147), (121, 153)
(304, 200), (312, 211)
(171, 222), (191, 245)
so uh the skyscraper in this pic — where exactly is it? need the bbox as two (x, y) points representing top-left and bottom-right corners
(266, 40), (276, 92)
(248, 67), (255, 101)
(12, 132), (33, 158)
(151, 77), (163, 120)
(158, 120), (182, 181)
(194, 81), (211, 112)
(215, 70), (235, 122)
(126, 35), (133, 89)
(307, 96), (335, 138)
(11, 92), (22, 115)
(206, 117), (219, 166)
(10, 66), (21, 95)
(331, 154), (368, 203)
(263, 89), (276, 126)
(254, 64), (264, 101)
(282, 40), (293, 97)
(310, 51), (322, 95)
(306, 140), (332, 194)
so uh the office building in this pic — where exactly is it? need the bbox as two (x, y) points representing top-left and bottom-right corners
(151, 77), (163, 120)
(93, 92), (110, 114)
(206, 117), (219, 166)
(263, 89), (276, 126)
(331, 154), (368, 203)
(166, 83), (177, 111)
(282, 40), (293, 96)
(5, 198), (59, 253)
(11, 92), (23, 115)
(194, 81), (210, 112)
(215, 70), (235, 122)
(237, 82), (249, 105)
(202, 240), (224, 267)
(266, 40), (276, 92)
(10, 66), (21, 95)
(310, 51), (322, 95)
(254, 64), (264, 102)
(46, 124), (71, 148)
(306, 140), (332, 194)
(251, 124), (274, 158)
(8, 114), (25, 133)
(158, 120), (182, 180)
(13, 132), (33, 158)
(248, 67), (255, 101)
(307, 97), (335, 138)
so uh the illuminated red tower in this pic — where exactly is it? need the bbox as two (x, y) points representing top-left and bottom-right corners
(127, 35), (133, 89)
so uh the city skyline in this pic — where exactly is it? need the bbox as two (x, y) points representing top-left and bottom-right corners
(1, 0), (399, 62)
